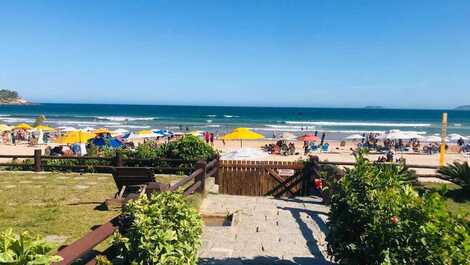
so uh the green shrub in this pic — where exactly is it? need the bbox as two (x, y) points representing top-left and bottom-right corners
(0, 229), (62, 264)
(438, 161), (470, 192)
(327, 153), (470, 265)
(113, 192), (203, 265)
(134, 135), (215, 161)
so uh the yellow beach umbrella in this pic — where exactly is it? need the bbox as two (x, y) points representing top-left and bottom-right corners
(136, 129), (153, 135)
(188, 131), (203, 137)
(15, 123), (32, 130)
(0, 124), (13, 131)
(55, 131), (95, 144)
(94, 128), (109, 134)
(220, 128), (264, 147)
(34, 125), (55, 131)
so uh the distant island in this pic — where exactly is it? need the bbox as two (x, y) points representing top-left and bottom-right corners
(0, 89), (30, 105)
(364, 106), (385, 109)
(455, 105), (470, 111)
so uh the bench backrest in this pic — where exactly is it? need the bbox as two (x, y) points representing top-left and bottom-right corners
(112, 167), (155, 190)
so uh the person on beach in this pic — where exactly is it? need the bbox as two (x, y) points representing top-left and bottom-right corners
(204, 131), (210, 144)
(10, 132), (16, 145)
(209, 133), (214, 146)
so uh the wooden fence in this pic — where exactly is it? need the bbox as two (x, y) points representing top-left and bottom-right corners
(217, 158), (441, 197)
(218, 160), (308, 197)
(53, 157), (219, 265)
(0, 150), (196, 173)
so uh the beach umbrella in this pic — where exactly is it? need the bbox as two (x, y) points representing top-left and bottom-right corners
(187, 131), (203, 137)
(449, 133), (469, 141)
(34, 125), (55, 132)
(345, 134), (365, 140)
(15, 123), (32, 130)
(382, 131), (421, 140)
(297, 134), (319, 142)
(111, 128), (129, 136)
(0, 124), (13, 131)
(55, 131), (95, 144)
(153, 129), (172, 136)
(423, 135), (447, 142)
(220, 128), (264, 147)
(94, 128), (109, 134)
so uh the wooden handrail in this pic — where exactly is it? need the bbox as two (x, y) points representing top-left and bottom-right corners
(183, 180), (202, 195)
(170, 168), (204, 191)
(55, 216), (121, 265)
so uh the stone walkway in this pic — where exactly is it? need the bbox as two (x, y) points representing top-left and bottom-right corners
(198, 194), (332, 265)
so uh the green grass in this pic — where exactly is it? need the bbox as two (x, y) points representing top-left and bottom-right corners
(416, 182), (470, 219)
(0, 171), (183, 247)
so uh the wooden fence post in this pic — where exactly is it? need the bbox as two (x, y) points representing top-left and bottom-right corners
(114, 152), (123, 167)
(195, 160), (207, 194)
(34, 149), (42, 172)
(214, 155), (220, 185)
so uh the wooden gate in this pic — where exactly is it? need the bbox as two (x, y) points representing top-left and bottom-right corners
(217, 160), (309, 197)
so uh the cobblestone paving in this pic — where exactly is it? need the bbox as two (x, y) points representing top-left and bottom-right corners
(199, 194), (332, 265)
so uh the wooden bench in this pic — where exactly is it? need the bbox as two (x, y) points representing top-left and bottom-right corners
(112, 167), (156, 199)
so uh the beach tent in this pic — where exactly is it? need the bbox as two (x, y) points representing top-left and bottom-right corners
(0, 124), (13, 131)
(55, 131), (95, 144)
(91, 136), (123, 148)
(297, 134), (319, 142)
(34, 125), (55, 132)
(221, 148), (269, 160)
(15, 123), (32, 130)
(345, 134), (365, 140)
(220, 128), (264, 147)
(94, 128), (109, 134)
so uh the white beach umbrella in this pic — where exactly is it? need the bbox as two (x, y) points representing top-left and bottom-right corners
(449, 134), (469, 141)
(111, 128), (129, 136)
(345, 134), (365, 140)
(221, 148), (269, 160)
(423, 135), (447, 142)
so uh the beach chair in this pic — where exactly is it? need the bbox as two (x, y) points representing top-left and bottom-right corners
(321, 143), (329, 153)
(112, 167), (156, 200)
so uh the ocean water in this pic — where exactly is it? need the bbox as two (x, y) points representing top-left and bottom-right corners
(0, 103), (469, 139)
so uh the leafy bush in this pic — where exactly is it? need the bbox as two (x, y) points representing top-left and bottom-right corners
(133, 135), (215, 161)
(0, 229), (62, 264)
(113, 192), (203, 265)
(327, 153), (470, 265)
(438, 161), (470, 192)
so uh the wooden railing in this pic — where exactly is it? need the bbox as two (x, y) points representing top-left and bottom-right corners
(53, 157), (219, 265)
(0, 150), (197, 173)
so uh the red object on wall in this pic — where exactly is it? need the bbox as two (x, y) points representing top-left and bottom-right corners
(314, 179), (323, 189)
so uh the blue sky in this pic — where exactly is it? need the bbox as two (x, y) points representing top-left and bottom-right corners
(1, 0), (469, 108)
